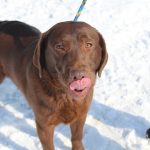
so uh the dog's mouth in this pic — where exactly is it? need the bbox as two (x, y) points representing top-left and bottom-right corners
(74, 88), (86, 92)
(69, 77), (91, 98)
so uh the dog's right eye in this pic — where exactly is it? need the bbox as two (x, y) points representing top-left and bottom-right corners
(54, 41), (70, 53)
(55, 43), (65, 51)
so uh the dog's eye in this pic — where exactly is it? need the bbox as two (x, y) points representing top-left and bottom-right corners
(55, 41), (70, 53)
(85, 42), (93, 48)
(55, 43), (64, 50)
(55, 43), (66, 52)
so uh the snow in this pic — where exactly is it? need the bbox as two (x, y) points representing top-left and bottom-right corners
(0, 0), (150, 149)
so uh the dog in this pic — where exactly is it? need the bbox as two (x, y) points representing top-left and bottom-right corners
(0, 21), (108, 150)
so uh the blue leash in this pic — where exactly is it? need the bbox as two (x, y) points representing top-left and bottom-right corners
(73, 0), (88, 21)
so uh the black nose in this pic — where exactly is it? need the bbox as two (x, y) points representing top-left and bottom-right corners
(69, 70), (86, 81)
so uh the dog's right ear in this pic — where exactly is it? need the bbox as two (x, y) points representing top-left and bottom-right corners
(33, 32), (48, 78)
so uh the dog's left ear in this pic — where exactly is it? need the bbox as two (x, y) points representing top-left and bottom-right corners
(97, 32), (108, 77)
(33, 32), (48, 78)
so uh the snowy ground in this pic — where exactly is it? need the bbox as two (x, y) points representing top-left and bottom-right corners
(0, 0), (150, 149)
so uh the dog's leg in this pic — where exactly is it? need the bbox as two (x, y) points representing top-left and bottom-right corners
(36, 121), (55, 150)
(70, 114), (87, 150)
(0, 65), (5, 83)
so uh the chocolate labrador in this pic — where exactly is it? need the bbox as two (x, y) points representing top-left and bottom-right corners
(0, 21), (108, 150)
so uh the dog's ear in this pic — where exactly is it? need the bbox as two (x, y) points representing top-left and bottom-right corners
(97, 32), (108, 77)
(33, 32), (48, 78)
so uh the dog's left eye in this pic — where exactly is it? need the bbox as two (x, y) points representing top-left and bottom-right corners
(85, 42), (93, 48)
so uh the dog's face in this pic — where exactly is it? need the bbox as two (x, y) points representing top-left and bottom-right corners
(33, 21), (108, 100)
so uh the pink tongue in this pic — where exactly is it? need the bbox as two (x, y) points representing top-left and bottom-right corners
(70, 78), (91, 91)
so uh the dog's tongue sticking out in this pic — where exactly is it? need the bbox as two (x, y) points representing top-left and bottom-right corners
(70, 77), (91, 92)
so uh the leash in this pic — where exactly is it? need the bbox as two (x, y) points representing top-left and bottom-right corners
(73, 0), (88, 21)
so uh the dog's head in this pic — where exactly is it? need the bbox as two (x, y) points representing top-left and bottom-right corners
(33, 21), (108, 99)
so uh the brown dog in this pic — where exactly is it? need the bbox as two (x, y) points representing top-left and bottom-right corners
(0, 21), (108, 150)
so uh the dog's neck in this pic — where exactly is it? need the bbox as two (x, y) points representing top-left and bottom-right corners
(39, 69), (66, 97)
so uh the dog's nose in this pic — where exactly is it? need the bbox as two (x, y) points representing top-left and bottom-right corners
(69, 70), (86, 81)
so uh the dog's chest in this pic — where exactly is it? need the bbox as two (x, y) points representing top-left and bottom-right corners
(47, 96), (87, 124)
(58, 103), (81, 124)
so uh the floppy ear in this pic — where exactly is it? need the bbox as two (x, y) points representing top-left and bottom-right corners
(33, 32), (48, 78)
(97, 32), (108, 77)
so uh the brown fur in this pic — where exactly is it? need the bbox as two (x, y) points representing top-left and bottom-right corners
(0, 21), (108, 150)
